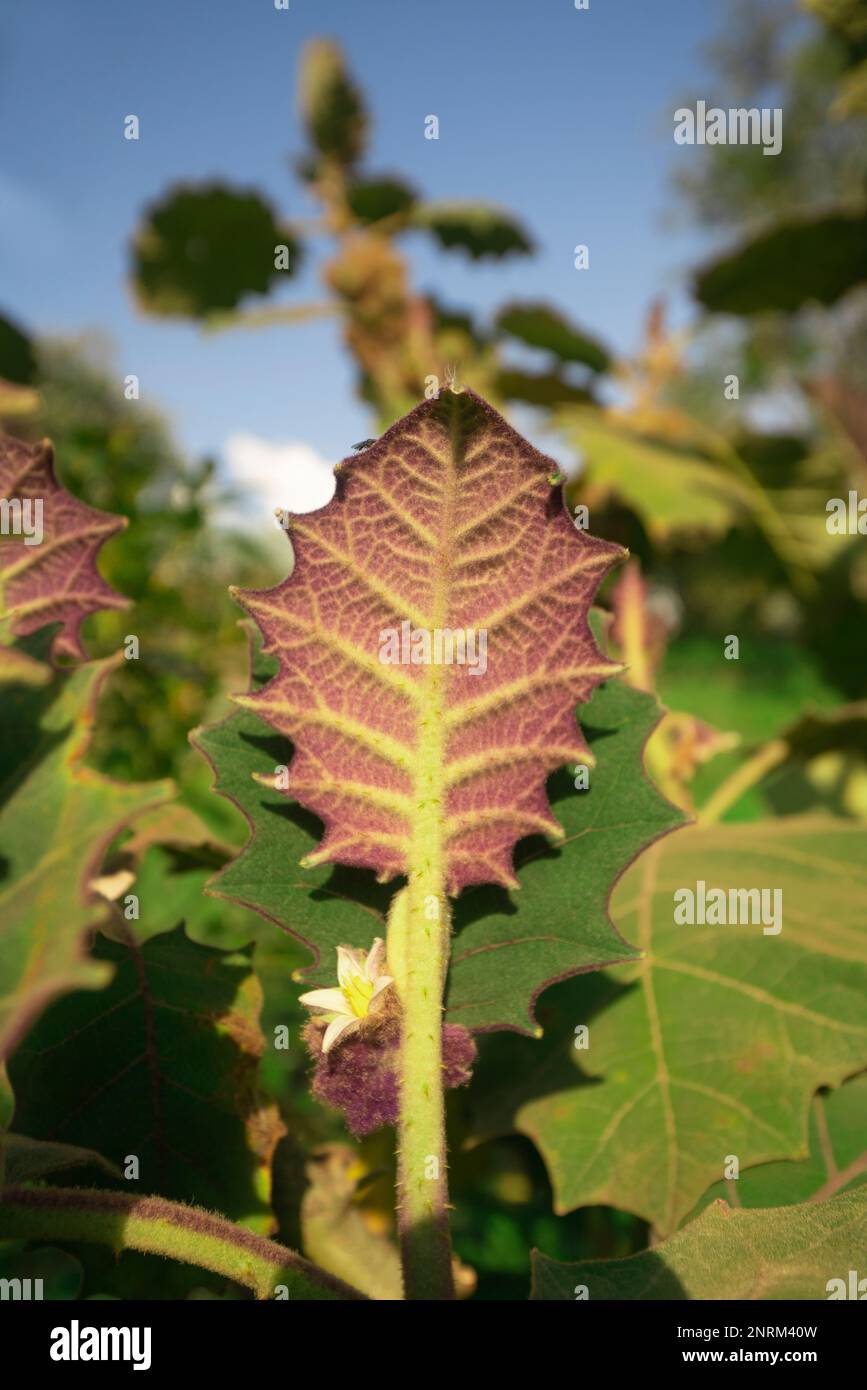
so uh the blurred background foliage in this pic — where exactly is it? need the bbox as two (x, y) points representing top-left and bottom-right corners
(2, 0), (866, 1299)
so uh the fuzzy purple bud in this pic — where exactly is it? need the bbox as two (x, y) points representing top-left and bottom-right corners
(304, 1007), (477, 1137)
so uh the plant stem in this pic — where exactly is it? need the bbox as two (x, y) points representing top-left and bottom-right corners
(391, 880), (454, 1300)
(395, 644), (456, 1299)
(390, 399), (459, 1301)
(0, 1185), (364, 1300)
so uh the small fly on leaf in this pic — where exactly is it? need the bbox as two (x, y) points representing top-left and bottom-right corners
(351, 438), (377, 452)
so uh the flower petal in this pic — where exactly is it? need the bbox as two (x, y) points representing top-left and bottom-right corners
(322, 1014), (359, 1053)
(336, 945), (363, 989)
(366, 937), (387, 980)
(298, 988), (350, 1015)
(371, 973), (394, 1000)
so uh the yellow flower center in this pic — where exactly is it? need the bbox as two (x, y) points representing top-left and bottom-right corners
(342, 972), (376, 1018)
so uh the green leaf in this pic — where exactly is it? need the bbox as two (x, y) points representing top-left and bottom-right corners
(131, 183), (297, 320)
(0, 434), (130, 663)
(495, 302), (611, 372)
(694, 210), (867, 315)
(413, 202), (533, 259)
(559, 407), (752, 541)
(195, 390), (685, 1039)
(97, 798), (261, 951)
(0, 657), (172, 1061)
(494, 368), (594, 409)
(697, 1072), (867, 1212)
(448, 679), (683, 1032)
(347, 177), (416, 225)
(472, 818), (867, 1233)
(196, 654), (679, 1033)
(229, 392), (625, 897)
(531, 1188), (867, 1299)
(191, 634), (393, 991)
(124, 841), (257, 949)
(8, 925), (284, 1230)
(3, 1133), (121, 1184)
(299, 39), (368, 168)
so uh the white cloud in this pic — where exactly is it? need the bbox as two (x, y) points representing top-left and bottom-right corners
(222, 433), (336, 527)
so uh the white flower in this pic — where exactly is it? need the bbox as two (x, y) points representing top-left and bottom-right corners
(299, 938), (393, 1053)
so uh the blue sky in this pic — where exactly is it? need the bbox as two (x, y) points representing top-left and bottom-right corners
(2, 0), (724, 484)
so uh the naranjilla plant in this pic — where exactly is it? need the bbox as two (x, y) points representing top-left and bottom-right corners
(2, 388), (867, 1305)
(217, 385), (628, 1298)
(6, 2), (867, 1326)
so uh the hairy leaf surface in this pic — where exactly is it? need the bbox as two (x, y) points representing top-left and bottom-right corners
(531, 1189), (867, 1300)
(0, 434), (128, 663)
(697, 1072), (867, 1213)
(472, 818), (867, 1231)
(196, 643), (681, 1031)
(232, 389), (623, 897)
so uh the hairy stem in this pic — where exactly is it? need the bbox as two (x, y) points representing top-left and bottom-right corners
(390, 401), (460, 1302)
(0, 1185), (364, 1300)
(391, 879), (454, 1300)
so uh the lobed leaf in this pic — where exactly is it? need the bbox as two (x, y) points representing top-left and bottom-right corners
(131, 182), (297, 320)
(347, 177), (417, 226)
(531, 1189), (867, 1299)
(697, 1072), (867, 1212)
(412, 204), (533, 259)
(231, 390), (624, 896)
(195, 635), (681, 1032)
(0, 434), (128, 663)
(448, 679), (683, 1032)
(472, 818), (867, 1232)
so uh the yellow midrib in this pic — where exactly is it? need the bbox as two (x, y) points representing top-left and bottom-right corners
(408, 406), (459, 922)
(396, 404), (459, 1251)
